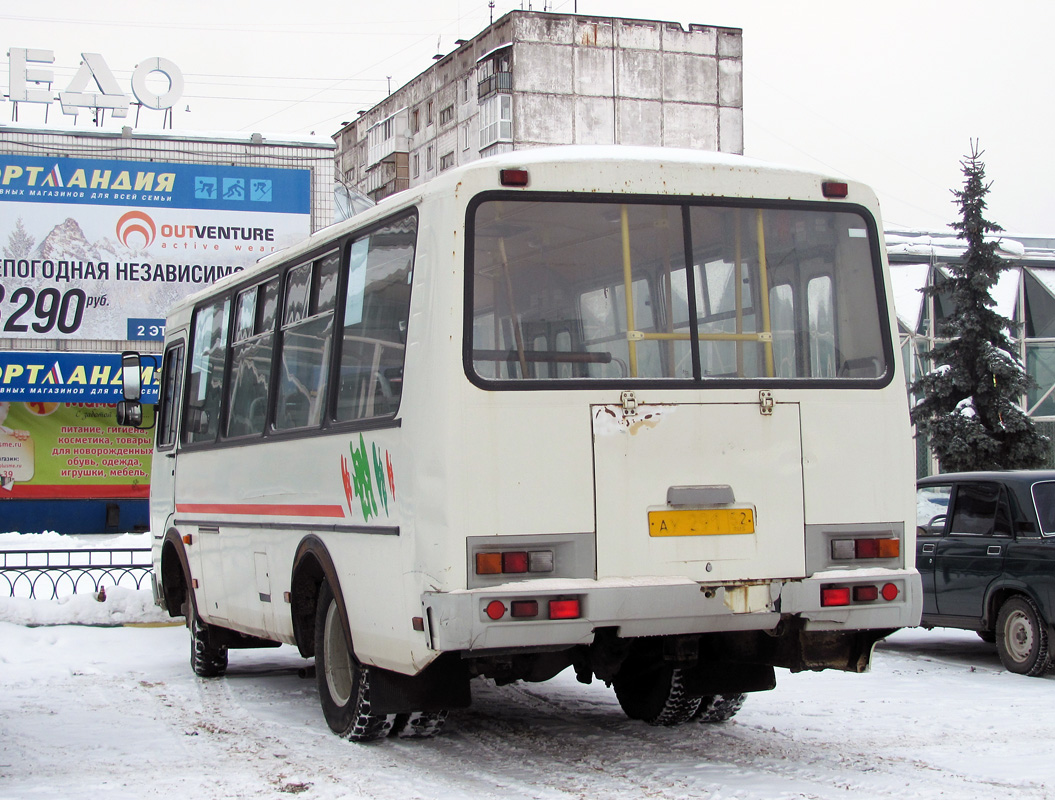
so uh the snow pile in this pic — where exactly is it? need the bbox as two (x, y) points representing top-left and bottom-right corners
(0, 529), (152, 550)
(0, 529), (177, 627)
(0, 584), (174, 626)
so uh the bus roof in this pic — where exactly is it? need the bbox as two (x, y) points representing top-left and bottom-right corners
(169, 144), (876, 320)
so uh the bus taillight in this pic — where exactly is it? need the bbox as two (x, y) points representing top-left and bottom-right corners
(475, 550), (554, 576)
(549, 598), (580, 619)
(830, 537), (899, 560)
(821, 587), (851, 607)
(511, 600), (539, 618)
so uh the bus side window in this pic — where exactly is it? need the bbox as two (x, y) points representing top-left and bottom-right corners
(275, 252), (339, 431)
(183, 297), (230, 445)
(156, 343), (184, 449)
(225, 277), (279, 438)
(336, 213), (417, 422)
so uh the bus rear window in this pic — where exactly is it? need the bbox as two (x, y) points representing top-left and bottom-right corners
(469, 198), (888, 384)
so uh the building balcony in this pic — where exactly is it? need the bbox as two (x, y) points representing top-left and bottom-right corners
(478, 71), (512, 99)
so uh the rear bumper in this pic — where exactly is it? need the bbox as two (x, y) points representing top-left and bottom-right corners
(423, 569), (922, 652)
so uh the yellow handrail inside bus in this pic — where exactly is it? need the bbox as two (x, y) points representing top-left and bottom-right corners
(620, 206), (776, 378)
(620, 204), (638, 378)
(735, 209), (744, 376)
(755, 209), (775, 377)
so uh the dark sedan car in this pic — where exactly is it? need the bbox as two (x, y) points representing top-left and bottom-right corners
(917, 470), (1055, 676)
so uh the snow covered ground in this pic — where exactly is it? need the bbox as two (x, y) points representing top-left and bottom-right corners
(2, 533), (1054, 799)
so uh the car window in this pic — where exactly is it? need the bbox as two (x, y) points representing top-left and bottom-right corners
(1032, 481), (1055, 535)
(948, 482), (1012, 537)
(916, 485), (951, 536)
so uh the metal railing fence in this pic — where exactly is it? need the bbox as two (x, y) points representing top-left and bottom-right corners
(0, 548), (152, 600)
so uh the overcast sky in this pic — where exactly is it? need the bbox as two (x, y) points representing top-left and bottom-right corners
(3, 1), (1052, 234)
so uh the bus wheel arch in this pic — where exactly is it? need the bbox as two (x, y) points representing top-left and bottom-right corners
(290, 536), (346, 660)
(160, 529), (191, 619)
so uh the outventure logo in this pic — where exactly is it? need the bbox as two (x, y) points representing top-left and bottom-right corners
(116, 210), (157, 248)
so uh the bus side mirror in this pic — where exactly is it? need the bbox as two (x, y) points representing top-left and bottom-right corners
(115, 400), (144, 428)
(121, 351), (142, 401)
(116, 351), (148, 428)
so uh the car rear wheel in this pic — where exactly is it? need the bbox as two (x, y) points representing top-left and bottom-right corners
(996, 595), (1050, 676)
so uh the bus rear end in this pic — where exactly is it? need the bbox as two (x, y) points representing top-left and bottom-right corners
(419, 149), (920, 725)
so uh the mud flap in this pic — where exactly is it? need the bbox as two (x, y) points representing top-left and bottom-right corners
(680, 662), (776, 696)
(369, 653), (473, 714)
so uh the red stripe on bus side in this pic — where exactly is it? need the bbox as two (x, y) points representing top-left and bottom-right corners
(175, 503), (347, 518)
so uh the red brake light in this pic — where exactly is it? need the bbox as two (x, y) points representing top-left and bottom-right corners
(502, 551), (529, 573)
(548, 598), (580, 619)
(821, 587), (851, 607)
(500, 168), (529, 187)
(855, 539), (880, 559)
(882, 583), (899, 601)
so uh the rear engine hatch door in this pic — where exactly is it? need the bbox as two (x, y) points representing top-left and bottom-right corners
(592, 400), (805, 583)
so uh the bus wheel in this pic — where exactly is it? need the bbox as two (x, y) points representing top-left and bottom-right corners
(613, 662), (702, 726)
(314, 580), (395, 741)
(694, 693), (746, 723)
(391, 710), (449, 738)
(189, 601), (228, 678)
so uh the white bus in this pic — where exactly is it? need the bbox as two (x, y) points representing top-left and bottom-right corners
(118, 146), (921, 742)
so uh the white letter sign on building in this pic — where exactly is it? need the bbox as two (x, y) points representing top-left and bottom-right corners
(7, 48), (184, 117)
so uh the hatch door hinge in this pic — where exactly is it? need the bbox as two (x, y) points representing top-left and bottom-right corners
(759, 390), (774, 416)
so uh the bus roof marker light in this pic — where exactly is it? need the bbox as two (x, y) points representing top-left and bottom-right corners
(500, 169), (529, 187)
(822, 181), (848, 198)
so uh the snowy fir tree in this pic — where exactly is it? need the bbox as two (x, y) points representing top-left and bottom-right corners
(3, 217), (35, 259)
(910, 142), (1049, 472)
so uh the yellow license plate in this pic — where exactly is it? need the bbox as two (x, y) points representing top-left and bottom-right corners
(648, 507), (755, 537)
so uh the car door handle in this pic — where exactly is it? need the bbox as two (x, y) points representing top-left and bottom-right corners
(921, 543), (936, 554)
(987, 545), (1002, 556)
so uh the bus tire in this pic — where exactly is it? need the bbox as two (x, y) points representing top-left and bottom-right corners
(694, 693), (746, 723)
(613, 663), (702, 726)
(314, 580), (395, 741)
(392, 710), (449, 738)
(996, 595), (1051, 676)
(189, 601), (228, 678)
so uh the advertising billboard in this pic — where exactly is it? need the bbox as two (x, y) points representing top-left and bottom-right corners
(0, 351), (160, 403)
(0, 401), (153, 499)
(0, 154), (312, 343)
